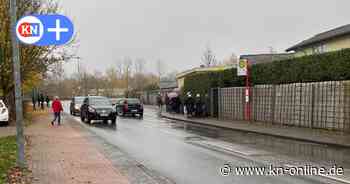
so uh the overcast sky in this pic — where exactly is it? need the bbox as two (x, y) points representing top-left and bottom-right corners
(60, 0), (350, 75)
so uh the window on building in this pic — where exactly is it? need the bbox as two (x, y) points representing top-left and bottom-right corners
(312, 44), (327, 54)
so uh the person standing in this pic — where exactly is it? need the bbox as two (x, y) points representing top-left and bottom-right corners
(32, 94), (37, 111)
(37, 93), (41, 108)
(51, 96), (63, 126)
(45, 95), (50, 107)
(184, 92), (194, 117)
(40, 93), (45, 110)
(156, 93), (163, 114)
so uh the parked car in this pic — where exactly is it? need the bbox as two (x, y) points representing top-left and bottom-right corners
(0, 100), (9, 126)
(80, 96), (117, 124)
(109, 98), (119, 106)
(70, 96), (85, 116)
(116, 98), (143, 118)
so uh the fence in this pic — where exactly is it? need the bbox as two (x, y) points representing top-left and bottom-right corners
(215, 81), (350, 131)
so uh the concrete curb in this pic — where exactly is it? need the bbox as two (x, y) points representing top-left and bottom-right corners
(162, 114), (350, 148)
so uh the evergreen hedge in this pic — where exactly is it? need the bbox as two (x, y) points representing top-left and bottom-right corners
(183, 49), (350, 95)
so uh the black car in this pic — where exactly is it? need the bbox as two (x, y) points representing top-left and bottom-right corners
(70, 96), (85, 116)
(116, 98), (143, 118)
(80, 96), (117, 124)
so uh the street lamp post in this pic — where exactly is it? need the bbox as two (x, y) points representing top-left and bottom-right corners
(9, 0), (26, 167)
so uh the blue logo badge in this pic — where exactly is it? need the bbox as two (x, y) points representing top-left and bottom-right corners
(16, 14), (74, 46)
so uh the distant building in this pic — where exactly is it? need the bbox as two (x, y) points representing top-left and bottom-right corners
(286, 24), (350, 56)
(176, 65), (235, 90)
(88, 88), (126, 97)
(160, 80), (177, 92)
(240, 53), (294, 65)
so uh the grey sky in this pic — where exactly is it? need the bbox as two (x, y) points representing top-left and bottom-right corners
(60, 0), (350, 75)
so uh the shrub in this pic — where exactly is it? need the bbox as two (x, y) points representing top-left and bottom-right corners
(184, 49), (350, 94)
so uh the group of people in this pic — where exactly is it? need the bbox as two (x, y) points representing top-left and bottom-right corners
(184, 92), (207, 118)
(165, 95), (182, 113)
(156, 92), (208, 118)
(32, 93), (63, 126)
(32, 93), (50, 111)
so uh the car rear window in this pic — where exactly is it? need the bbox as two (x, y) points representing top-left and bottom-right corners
(90, 97), (111, 106)
(127, 99), (140, 104)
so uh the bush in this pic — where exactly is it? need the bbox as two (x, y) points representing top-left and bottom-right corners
(184, 49), (350, 93)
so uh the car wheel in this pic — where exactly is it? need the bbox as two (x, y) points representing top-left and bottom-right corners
(0, 121), (9, 126)
(103, 119), (108, 124)
(132, 113), (136, 117)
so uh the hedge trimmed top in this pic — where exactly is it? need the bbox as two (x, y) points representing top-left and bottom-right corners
(183, 49), (350, 95)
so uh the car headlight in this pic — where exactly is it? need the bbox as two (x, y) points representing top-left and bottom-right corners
(74, 104), (80, 109)
(88, 106), (96, 113)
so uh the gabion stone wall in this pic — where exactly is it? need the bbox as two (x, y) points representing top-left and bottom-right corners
(217, 81), (350, 131)
(218, 87), (245, 121)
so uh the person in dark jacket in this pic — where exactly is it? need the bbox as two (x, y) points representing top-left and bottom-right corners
(156, 93), (163, 114)
(45, 96), (50, 107)
(195, 93), (203, 117)
(184, 92), (195, 117)
(37, 93), (41, 108)
(51, 96), (63, 126)
(32, 94), (37, 111)
(40, 93), (45, 110)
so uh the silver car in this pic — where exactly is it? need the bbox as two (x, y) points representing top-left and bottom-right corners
(0, 100), (9, 125)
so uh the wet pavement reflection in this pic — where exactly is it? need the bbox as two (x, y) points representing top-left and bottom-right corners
(170, 121), (350, 169)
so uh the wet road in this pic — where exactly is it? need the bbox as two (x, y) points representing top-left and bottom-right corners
(62, 103), (346, 184)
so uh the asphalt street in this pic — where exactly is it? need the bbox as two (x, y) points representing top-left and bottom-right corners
(62, 102), (347, 184)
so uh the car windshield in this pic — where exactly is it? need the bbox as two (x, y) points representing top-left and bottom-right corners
(90, 97), (111, 106)
(127, 99), (140, 104)
(75, 97), (84, 104)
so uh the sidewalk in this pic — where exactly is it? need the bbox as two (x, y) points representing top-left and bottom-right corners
(26, 114), (130, 184)
(0, 126), (16, 138)
(161, 112), (350, 148)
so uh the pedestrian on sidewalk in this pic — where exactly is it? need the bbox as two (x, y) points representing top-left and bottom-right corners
(184, 92), (194, 118)
(32, 94), (37, 111)
(45, 95), (50, 107)
(156, 93), (163, 114)
(40, 93), (45, 110)
(51, 96), (63, 126)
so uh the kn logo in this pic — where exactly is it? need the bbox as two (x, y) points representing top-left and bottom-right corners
(16, 14), (74, 46)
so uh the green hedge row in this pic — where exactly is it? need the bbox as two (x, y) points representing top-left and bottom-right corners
(183, 49), (350, 95)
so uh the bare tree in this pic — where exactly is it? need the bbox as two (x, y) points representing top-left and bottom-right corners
(115, 59), (124, 79)
(223, 53), (238, 66)
(123, 57), (133, 96)
(133, 58), (147, 91)
(156, 59), (166, 83)
(201, 46), (217, 67)
(51, 61), (65, 97)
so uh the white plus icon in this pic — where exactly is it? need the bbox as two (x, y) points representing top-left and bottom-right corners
(47, 19), (69, 41)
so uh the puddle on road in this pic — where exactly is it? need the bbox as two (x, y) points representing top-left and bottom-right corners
(168, 120), (350, 168)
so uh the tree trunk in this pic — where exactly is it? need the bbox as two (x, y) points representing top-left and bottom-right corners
(4, 89), (16, 125)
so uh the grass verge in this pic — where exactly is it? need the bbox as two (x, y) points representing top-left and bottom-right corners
(0, 136), (17, 184)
